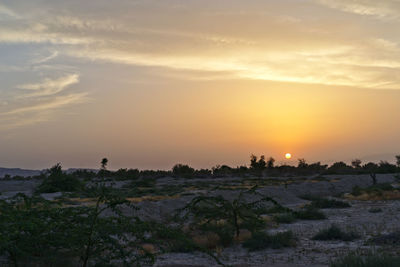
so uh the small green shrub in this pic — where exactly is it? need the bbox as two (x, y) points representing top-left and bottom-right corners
(273, 213), (296, 224)
(294, 207), (326, 220)
(331, 252), (400, 267)
(312, 225), (359, 241)
(243, 231), (296, 251)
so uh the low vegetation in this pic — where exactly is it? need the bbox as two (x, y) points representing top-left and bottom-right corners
(175, 187), (286, 247)
(312, 225), (359, 241)
(331, 252), (400, 267)
(368, 231), (400, 246)
(294, 206), (326, 220)
(36, 163), (84, 193)
(243, 231), (296, 251)
(273, 213), (297, 224)
(2, 154), (400, 266)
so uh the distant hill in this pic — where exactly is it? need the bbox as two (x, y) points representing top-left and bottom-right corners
(0, 168), (43, 178)
(0, 168), (98, 178)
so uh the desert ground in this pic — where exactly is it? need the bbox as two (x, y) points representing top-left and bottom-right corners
(1, 172), (399, 266)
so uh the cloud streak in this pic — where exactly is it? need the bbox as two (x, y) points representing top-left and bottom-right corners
(314, 0), (400, 20)
(18, 74), (80, 98)
(0, 1), (399, 90)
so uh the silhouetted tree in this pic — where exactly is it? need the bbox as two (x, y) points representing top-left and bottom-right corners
(36, 163), (84, 193)
(172, 164), (195, 178)
(351, 159), (362, 169)
(100, 158), (108, 170)
(266, 157), (275, 169)
(297, 159), (308, 168)
(327, 161), (353, 174)
(363, 162), (378, 173)
(378, 161), (397, 173)
(250, 155), (266, 172)
(396, 155), (400, 167)
(212, 165), (233, 177)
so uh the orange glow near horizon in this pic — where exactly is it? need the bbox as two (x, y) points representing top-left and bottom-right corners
(1, 1), (400, 170)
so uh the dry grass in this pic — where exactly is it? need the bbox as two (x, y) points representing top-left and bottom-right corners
(192, 232), (220, 249)
(64, 194), (181, 206)
(345, 190), (400, 201)
(126, 194), (181, 203)
(140, 243), (157, 254)
(234, 229), (252, 242)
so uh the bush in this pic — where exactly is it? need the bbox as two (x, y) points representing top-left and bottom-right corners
(294, 207), (326, 220)
(331, 252), (400, 267)
(0, 191), (157, 267)
(273, 213), (296, 224)
(172, 164), (195, 178)
(312, 225), (359, 241)
(36, 164), (84, 193)
(175, 187), (285, 247)
(114, 168), (140, 180)
(243, 231), (296, 251)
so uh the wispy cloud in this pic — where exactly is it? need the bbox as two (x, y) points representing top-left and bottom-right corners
(31, 50), (59, 65)
(314, 0), (400, 20)
(0, 4), (19, 19)
(17, 74), (80, 98)
(0, 0), (400, 95)
(0, 92), (89, 131)
(1, 93), (88, 116)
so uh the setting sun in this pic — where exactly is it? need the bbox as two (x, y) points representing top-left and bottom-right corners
(285, 153), (292, 159)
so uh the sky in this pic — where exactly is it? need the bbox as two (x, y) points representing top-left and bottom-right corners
(1, 0), (400, 170)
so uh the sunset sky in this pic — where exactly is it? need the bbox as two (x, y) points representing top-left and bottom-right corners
(1, 0), (400, 170)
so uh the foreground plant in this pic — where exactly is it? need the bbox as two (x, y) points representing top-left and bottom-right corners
(0, 182), (157, 266)
(175, 187), (287, 247)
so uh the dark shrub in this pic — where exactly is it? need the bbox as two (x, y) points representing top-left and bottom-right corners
(175, 187), (284, 247)
(273, 213), (296, 224)
(172, 164), (195, 178)
(243, 231), (296, 251)
(294, 207), (326, 220)
(114, 168), (140, 180)
(312, 225), (359, 241)
(36, 164), (84, 193)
